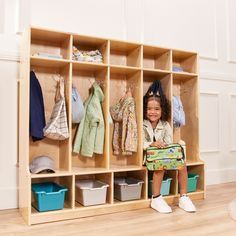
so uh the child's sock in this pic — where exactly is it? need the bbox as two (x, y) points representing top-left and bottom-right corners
(152, 194), (161, 199)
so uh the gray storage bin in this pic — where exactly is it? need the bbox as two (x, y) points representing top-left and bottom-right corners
(114, 177), (144, 201)
(75, 179), (109, 206)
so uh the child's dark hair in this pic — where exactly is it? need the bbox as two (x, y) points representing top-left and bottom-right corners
(143, 94), (171, 122)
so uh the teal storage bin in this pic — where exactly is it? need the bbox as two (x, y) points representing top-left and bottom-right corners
(178, 173), (199, 193)
(32, 182), (68, 212)
(187, 173), (199, 192)
(148, 177), (172, 197)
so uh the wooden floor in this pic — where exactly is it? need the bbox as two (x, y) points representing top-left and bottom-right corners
(1, 182), (236, 236)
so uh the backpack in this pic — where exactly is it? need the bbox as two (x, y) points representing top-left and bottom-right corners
(72, 86), (85, 123)
(173, 96), (185, 128)
(145, 144), (185, 171)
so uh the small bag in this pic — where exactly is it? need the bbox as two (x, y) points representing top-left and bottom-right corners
(43, 75), (69, 140)
(72, 85), (84, 123)
(145, 144), (185, 171)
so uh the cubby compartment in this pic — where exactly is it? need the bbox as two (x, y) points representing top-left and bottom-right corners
(143, 45), (171, 71)
(31, 175), (73, 213)
(32, 182), (68, 212)
(185, 164), (204, 193)
(143, 71), (172, 99)
(75, 173), (112, 207)
(172, 76), (199, 162)
(72, 34), (108, 64)
(71, 65), (109, 171)
(113, 170), (147, 202)
(29, 63), (71, 173)
(172, 50), (197, 74)
(110, 40), (141, 67)
(109, 68), (142, 169)
(143, 72), (172, 123)
(30, 28), (71, 60)
(148, 170), (177, 198)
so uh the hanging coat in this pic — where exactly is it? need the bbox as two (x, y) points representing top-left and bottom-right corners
(73, 82), (105, 157)
(30, 71), (46, 141)
(110, 96), (138, 155)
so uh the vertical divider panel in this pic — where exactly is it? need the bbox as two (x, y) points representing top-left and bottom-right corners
(62, 34), (71, 60)
(72, 175), (75, 209)
(172, 170), (178, 196)
(96, 66), (109, 169)
(103, 39), (109, 64)
(110, 172), (114, 204)
(105, 67), (110, 169)
(107, 58), (110, 169)
(69, 35), (73, 61)
(19, 27), (31, 225)
(169, 50), (173, 130)
(106, 40), (110, 169)
(68, 62), (73, 172)
(140, 45), (144, 167)
(59, 63), (71, 171)
(144, 169), (148, 200)
(95, 67), (109, 168)
(140, 45), (144, 69)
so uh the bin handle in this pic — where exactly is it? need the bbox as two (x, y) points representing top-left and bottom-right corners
(117, 181), (144, 187)
(36, 189), (68, 195)
(79, 184), (109, 190)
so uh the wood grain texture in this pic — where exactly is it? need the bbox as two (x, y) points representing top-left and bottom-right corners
(2, 183), (236, 236)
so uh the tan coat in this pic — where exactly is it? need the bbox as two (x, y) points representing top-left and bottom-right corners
(110, 96), (138, 155)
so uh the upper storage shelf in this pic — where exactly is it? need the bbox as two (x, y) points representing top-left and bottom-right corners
(172, 50), (197, 74)
(72, 34), (108, 64)
(30, 28), (71, 60)
(110, 40), (141, 68)
(143, 45), (171, 71)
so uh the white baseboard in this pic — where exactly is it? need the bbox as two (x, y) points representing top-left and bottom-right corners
(0, 187), (18, 210)
(206, 168), (236, 185)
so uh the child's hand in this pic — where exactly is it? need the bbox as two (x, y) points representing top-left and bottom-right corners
(150, 141), (167, 148)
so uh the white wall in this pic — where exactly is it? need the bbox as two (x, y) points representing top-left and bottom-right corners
(1, 0), (236, 209)
(0, 0), (20, 209)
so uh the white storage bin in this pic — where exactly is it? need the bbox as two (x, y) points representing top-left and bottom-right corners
(75, 179), (109, 206)
(114, 177), (144, 201)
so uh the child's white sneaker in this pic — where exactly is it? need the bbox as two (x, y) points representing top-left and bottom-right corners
(179, 195), (196, 212)
(151, 195), (172, 213)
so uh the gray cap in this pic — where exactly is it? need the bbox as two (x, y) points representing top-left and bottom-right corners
(30, 156), (55, 174)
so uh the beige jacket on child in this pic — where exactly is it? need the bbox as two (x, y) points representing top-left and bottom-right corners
(143, 119), (172, 150)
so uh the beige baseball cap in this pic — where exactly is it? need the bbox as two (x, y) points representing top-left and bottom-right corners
(30, 156), (55, 174)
